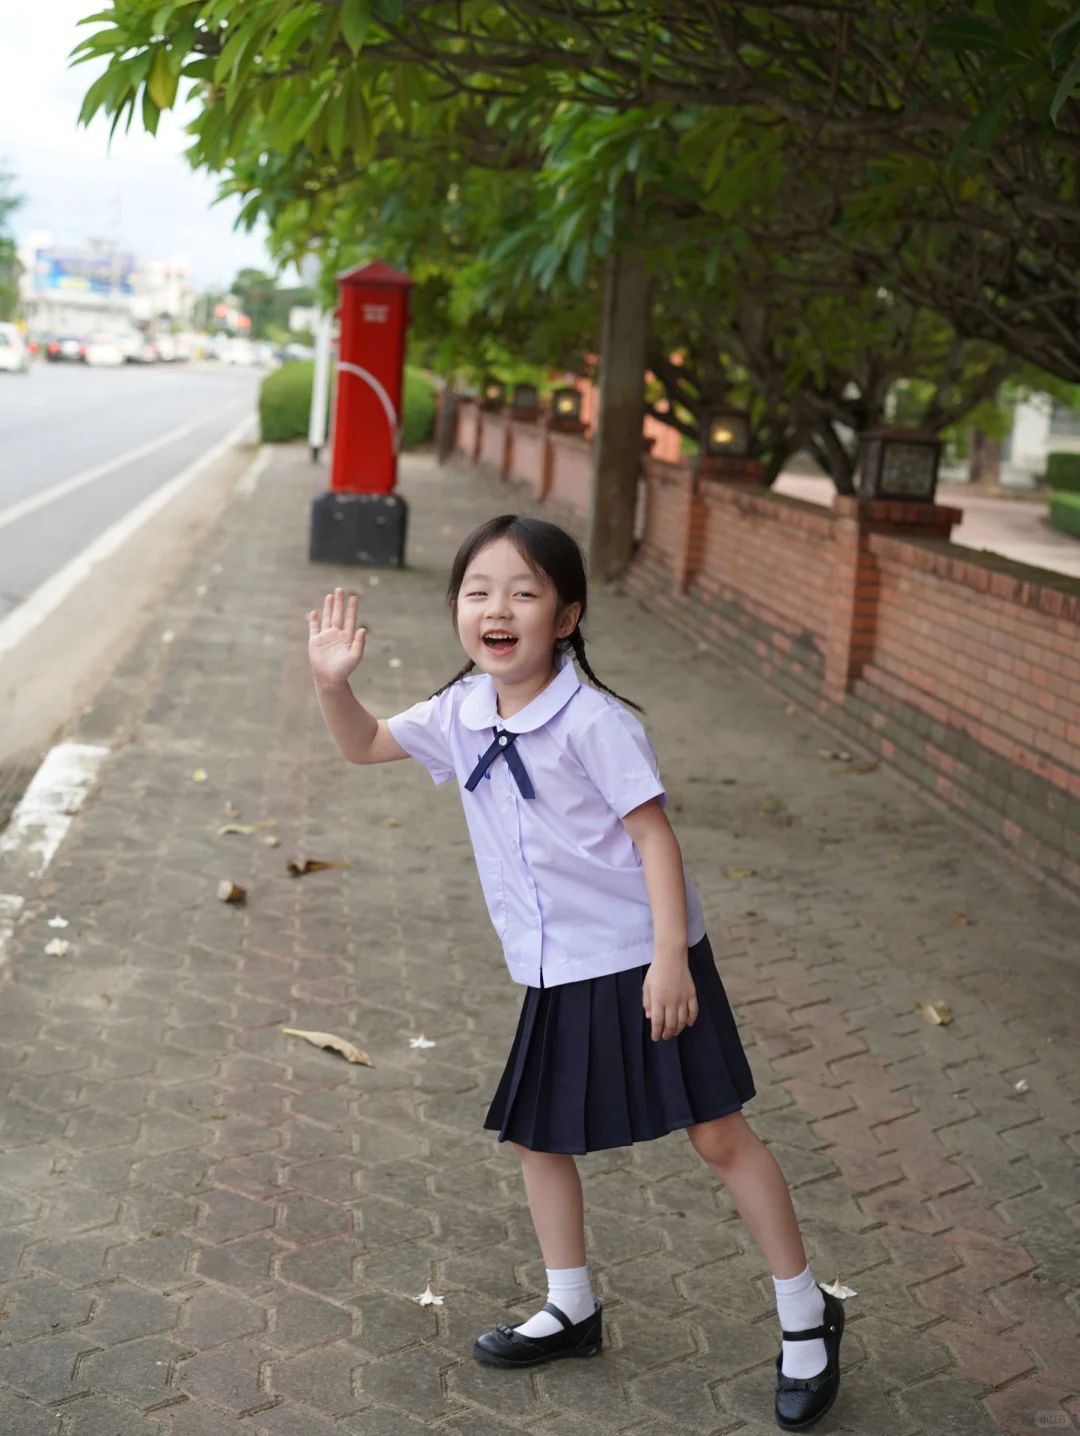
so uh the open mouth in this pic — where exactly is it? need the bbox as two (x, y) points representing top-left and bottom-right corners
(482, 632), (518, 655)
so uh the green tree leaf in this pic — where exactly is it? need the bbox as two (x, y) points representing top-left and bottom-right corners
(341, 0), (371, 53)
(1050, 51), (1080, 121)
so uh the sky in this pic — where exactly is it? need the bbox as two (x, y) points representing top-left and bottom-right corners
(0, 1), (275, 290)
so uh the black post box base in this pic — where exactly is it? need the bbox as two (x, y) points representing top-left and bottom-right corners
(309, 492), (408, 567)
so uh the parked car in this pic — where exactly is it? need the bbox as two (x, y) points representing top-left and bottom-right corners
(126, 333), (159, 364)
(82, 333), (125, 367)
(154, 334), (178, 362)
(46, 334), (86, 363)
(0, 323), (30, 373)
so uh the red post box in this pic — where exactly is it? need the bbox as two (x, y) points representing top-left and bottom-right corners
(309, 259), (415, 567)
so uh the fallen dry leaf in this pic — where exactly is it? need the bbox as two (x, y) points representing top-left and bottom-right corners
(261, 834), (281, 848)
(949, 912), (972, 925)
(218, 821), (277, 836)
(831, 761), (879, 776)
(44, 938), (71, 957)
(722, 868), (757, 880)
(409, 1034), (436, 1049)
(282, 1029), (373, 1066)
(47, 915), (69, 929)
(1013, 1078), (1030, 1093)
(217, 880), (247, 905)
(286, 859), (349, 877)
(785, 704), (798, 716)
(412, 1279), (444, 1307)
(915, 1000), (953, 1027)
(223, 802), (241, 819)
(821, 1275), (857, 1299)
(191, 769), (208, 783)
(379, 818), (402, 829)
(816, 748), (853, 762)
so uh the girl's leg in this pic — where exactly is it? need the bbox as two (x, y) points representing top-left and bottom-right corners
(511, 1144), (597, 1336)
(688, 1113), (827, 1378)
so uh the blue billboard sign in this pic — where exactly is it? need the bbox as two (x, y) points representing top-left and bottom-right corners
(33, 250), (135, 296)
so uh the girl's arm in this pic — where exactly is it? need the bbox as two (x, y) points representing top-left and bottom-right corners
(621, 798), (699, 1042)
(309, 588), (409, 765)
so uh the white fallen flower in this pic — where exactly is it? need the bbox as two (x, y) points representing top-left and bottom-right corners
(821, 1275), (857, 1299)
(409, 1034), (437, 1049)
(45, 939), (71, 957)
(412, 1279), (444, 1307)
(1013, 1078), (1030, 1092)
(47, 916), (70, 929)
(388, 657), (403, 669)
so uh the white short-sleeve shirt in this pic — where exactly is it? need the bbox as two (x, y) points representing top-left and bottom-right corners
(387, 657), (706, 988)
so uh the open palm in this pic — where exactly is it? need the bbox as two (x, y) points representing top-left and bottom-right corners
(309, 588), (366, 686)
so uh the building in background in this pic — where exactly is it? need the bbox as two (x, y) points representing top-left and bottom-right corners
(17, 230), (194, 337)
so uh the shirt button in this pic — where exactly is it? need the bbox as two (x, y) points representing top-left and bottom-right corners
(498, 735), (508, 747)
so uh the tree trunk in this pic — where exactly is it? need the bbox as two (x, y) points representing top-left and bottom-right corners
(436, 383), (457, 465)
(587, 247), (649, 581)
(969, 429), (1002, 487)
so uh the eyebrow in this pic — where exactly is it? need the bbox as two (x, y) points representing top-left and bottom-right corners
(463, 572), (542, 583)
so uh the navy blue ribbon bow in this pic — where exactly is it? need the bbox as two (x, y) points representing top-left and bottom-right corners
(465, 728), (535, 799)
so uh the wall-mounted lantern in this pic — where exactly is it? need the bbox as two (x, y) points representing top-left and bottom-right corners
(480, 378), (506, 410)
(701, 408), (752, 459)
(511, 382), (541, 419)
(549, 386), (587, 434)
(857, 429), (942, 503)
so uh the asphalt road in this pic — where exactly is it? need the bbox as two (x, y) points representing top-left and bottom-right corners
(0, 360), (262, 621)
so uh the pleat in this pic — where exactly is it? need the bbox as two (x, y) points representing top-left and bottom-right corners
(484, 934), (756, 1154)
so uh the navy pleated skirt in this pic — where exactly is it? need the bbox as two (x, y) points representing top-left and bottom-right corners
(483, 934), (756, 1154)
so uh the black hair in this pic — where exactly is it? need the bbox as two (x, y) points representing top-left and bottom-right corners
(432, 514), (643, 712)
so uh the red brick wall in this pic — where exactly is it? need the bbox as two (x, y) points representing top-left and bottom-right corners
(547, 433), (592, 523)
(478, 412), (509, 475)
(507, 422), (549, 499)
(452, 401), (1080, 891)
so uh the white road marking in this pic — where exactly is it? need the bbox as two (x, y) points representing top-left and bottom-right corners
(234, 445), (270, 498)
(0, 412), (256, 663)
(0, 424), (263, 965)
(0, 400), (247, 537)
(0, 743), (111, 966)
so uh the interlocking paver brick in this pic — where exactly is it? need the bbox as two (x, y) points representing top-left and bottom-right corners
(0, 447), (1077, 1435)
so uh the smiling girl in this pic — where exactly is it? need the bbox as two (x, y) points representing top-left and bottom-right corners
(309, 514), (845, 1430)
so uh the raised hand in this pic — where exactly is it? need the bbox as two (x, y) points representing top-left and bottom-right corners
(309, 588), (366, 688)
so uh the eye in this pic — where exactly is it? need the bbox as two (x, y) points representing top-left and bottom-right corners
(514, 590), (536, 599)
(464, 589), (486, 597)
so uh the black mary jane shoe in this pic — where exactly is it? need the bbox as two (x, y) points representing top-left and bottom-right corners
(473, 1301), (603, 1368)
(774, 1286), (845, 1430)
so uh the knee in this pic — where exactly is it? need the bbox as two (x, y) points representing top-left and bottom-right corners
(688, 1113), (752, 1170)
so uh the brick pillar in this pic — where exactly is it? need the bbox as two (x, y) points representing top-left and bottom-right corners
(824, 498), (961, 702)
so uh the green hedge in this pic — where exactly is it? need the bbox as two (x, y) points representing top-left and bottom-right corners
(1048, 489), (1080, 540)
(1045, 451), (1080, 495)
(258, 360), (436, 447)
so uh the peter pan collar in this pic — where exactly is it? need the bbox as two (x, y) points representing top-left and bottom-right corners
(459, 655), (581, 733)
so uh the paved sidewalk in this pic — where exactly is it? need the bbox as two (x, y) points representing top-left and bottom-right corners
(0, 447), (1077, 1436)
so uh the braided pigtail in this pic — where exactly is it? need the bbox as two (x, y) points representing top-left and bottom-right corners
(566, 628), (644, 713)
(430, 658), (476, 700)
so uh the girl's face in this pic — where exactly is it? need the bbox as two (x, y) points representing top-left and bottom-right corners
(455, 537), (580, 684)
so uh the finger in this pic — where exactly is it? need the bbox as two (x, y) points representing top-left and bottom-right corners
(322, 593), (333, 629)
(353, 625), (367, 661)
(687, 995), (699, 1027)
(308, 610), (320, 638)
(651, 1006), (663, 1043)
(345, 593), (359, 642)
(331, 587), (345, 630)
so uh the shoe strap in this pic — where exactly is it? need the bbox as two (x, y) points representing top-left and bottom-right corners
(541, 1301), (572, 1330)
(780, 1323), (829, 1340)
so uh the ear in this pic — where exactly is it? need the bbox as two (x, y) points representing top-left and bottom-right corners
(556, 602), (582, 640)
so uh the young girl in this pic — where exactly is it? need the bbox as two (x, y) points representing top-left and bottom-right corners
(309, 514), (845, 1430)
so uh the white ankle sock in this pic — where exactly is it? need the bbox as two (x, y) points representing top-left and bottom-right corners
(514, 1265), (597, 1338)
(773, 1265), (827, 1379)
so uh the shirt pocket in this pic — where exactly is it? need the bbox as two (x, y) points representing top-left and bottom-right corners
(475, 855), (508, 938)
